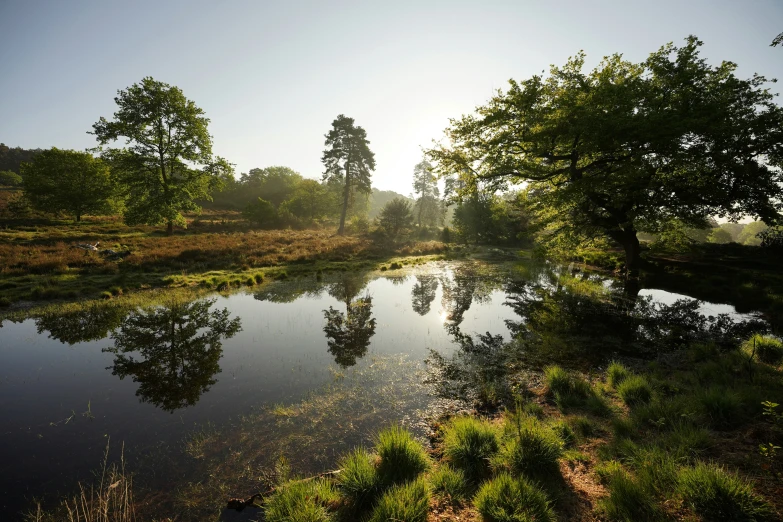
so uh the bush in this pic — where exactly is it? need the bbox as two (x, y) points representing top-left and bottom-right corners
(430, 465), (469, 502)
(377, 198), (414, 242)
(442, 417), (499, 482)
(337, 449), (378, 509)
(743, 334), (783, 366)
(678, 463), (775, 521)
(368, 478), (430, 522)
(474, 473), (555, 522)
(617, 375), (653, 406)
(264, 478), (338, 522)
(493, 424), (563, 481)
(696, 387), (743, 429)
(243, 197), (278, 227)
(607, 361), (631, 388)
(599, 471), (662, 522)
(375, 425), (429, 486)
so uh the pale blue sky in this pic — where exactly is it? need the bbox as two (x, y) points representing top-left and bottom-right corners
(1, 0), (781, 195)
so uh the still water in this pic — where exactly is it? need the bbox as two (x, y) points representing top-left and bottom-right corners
(0, 260), (767, 519)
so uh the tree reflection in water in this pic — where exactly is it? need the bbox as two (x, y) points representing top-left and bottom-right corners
(35, 302), (128, 344)
(103, 299), (241, 412)
(323, 273), (376, 367)
(411, 275), (438, 316)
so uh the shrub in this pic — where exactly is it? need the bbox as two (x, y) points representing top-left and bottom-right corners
(607, 361), (631, 388)
(368, 478), (430, 522)
(442, 417), (499, 482)
(599, 471), (662, 522)
(375, 425), (429, 486)
(337, 449), (378, 509)
(494, 424), (563, 480)
(678, 463), (775, 521)
(617, 375), (653, 406)
(264, 478), (338, 522)
(743, 334), (783, 366)
(696, 387), (743, 429)
(430, 465), (469, 502)
(243, 197), (278, 227)
(474, 473), (555, 522)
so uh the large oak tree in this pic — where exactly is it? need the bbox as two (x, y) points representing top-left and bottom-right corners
(92, 77), (231, 235)
(428, 37), (783, 271)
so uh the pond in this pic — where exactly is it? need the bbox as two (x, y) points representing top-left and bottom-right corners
(0, 260), (770, 519)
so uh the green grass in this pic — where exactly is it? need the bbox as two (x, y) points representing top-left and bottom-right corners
(441, 416), (499, 482)
(473, 472), (556, 522)
(743, 334), (783, 366)
(430, 465), (470, 503)
(264, 478), (338, 522)
(695, 386), (743, 429)
(607, 360), (631, 388)
(678, 462), (775, 521)
(374, 425), (430, 486)
(337, 449), (378, 509)
(617, 375), (653, 406)
(367, 478), (430, 522)
(493, 421), (563, 481)
(598, 469), (663, 522)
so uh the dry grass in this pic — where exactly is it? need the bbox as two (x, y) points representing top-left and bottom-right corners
(26, 441), (135, 522)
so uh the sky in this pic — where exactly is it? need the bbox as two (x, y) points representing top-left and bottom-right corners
(1, 0), (781, 196)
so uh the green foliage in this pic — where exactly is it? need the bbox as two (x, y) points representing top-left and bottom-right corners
(337, 449), (378, 509)
(21, 148), (115, 221)
(412, 159), (443, 228)
(743, 334), (783, 365)
(709, 227), (734, 244)
(595, 460), (624, 485)
(374, 425), (430, 486)
(0, 170), (22, 186)
(607, 361), (631, 388)
(737, 222), (769, 246)
(474, 473), (556, 522)
(367, 478), (430, 522)
(430, 465), (470, 502)
(599, 470), (662, 522)
(322, 114), (376, 235)
(243, 197), (278, 227)
(263, 478), (338, 522)
(92, 77), (232, 233)
(428, 37), (783, 270)
(617, 375), (653, 406)
(678, 463), (775, 521)
(377, 197), (414, 242)
(441, 416), (499, 482)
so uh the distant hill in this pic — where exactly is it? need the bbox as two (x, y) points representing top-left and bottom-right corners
(369, 188), (414, 219)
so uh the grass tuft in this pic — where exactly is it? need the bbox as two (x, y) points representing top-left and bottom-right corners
(695, 387), (743, 429)
(367, 478), (430, 522)
(474, 472), (556, 522)
(607, 360), (631, 388)
(441, 417), (499, 482)
(678, 462), (775, 521)
(493, 422), (563, 481)
(374, 425), (429, 486)
(264, 478), (338, 522)
(598, 469), (662, 522)
(617, 375), (653, 406)
(430, 465), (470, 503)
(743, 334), (783, 366)
(337, 449), (378, 510)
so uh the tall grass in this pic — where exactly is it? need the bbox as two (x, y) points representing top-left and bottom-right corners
(374, 425), (430, 486)
(616, 375), (653, 406)
(367, 478), (430, 522)
(743, 334), (783, 366)
(337, 449), (378, 509)
(264, 478), (338, 522)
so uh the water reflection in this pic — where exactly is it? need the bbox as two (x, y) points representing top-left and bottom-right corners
(440, 265), (499, 337)
(323, 272), (377, 367)
(102, 299), (242, 412)
(35, 303), (127, 344)
(411, 275), (439, 316)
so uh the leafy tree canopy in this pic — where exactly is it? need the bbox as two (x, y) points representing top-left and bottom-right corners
(21, 148), (115, 221)
(92, 77), (232, 234)
(428, 37), (783, 270)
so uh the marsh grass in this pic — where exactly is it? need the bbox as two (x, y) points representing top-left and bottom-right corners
(474, 473), (555, 522)
(678, 463), (775, 521)
(367, 478), (430, 522)
(264, 478), (338, 522)
(337, 449), (378, 510)
(374, 425), (430, 487)
(493, 415), (563, 481)
(607, 360), (631, 388)
(27, 441), (134, 522)
(429, 465), (470, 503)
(598, 470), (663, 522)
(616, 375), (653, 406)
(743, 334), (783, 366)
(441, 416), (499, 483)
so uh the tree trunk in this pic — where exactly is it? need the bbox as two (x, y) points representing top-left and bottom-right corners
(167, 221), (173, 236)
(619, 229), (641, 275)
(76, 213), (81, 222)
(337, 164), (350, 235)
